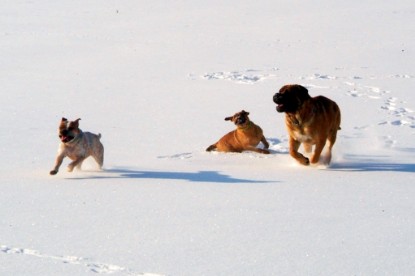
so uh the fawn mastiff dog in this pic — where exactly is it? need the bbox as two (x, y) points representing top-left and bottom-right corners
(206, 110), (270, 154)
(273, 84), (341, 165)
(50, 118), (104, 175)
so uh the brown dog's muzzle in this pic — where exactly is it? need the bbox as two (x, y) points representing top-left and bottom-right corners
(235, 116), (247, 125)
(273, 93), (285, 112)
(273, 93), (281, 103)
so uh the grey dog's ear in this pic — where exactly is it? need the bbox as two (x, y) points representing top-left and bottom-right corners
(73, 118), (81, 127)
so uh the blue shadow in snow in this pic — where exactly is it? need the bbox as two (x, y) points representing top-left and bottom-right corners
(330, 154), (415, 173)
(69, 168), (275, 184)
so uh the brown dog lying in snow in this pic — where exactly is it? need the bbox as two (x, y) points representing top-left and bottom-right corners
(206, 110), (270, 154)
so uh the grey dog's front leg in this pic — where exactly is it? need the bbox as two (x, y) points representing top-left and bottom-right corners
(50, 153), (65, 175)
(67, 157), (87, 172)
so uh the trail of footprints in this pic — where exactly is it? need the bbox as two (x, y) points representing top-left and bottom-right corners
(343, 77), (413, 128)
(1, 245), (163, 276)
(202, 68), (414, 129)
(381, 97), (414, 126)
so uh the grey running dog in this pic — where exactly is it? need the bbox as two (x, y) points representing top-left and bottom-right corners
(50, 118), (104, 175)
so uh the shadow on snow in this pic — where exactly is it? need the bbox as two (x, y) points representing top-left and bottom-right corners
(330, 154), (415, 173)
(68, 168), (275, 184)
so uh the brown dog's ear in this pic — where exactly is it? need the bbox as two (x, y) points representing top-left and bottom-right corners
(224, 116), (233, 121)
(296, 85), (311, 102)
(241, 110), (250, 116)
(61, 117), (68, 122)
(279, 84), (291, 93)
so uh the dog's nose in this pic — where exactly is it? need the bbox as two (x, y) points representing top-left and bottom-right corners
(236, 117), (246, 124)
(273, 93), (280, 102)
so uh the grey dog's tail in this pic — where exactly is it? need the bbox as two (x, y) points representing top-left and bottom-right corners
(98, 133), (102, 139)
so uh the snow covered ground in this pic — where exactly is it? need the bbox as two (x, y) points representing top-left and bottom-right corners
(1, 1), (415, 275)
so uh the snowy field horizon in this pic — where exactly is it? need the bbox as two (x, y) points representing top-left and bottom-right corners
(1, 1), (415, 275)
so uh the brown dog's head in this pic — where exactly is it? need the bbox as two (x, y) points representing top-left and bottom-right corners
(273, 84), (311, 113)
(225, 110), (250, 127)
(58, 117), (81, 143)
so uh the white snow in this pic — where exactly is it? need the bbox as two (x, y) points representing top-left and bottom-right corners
(1, 1), (415, 275)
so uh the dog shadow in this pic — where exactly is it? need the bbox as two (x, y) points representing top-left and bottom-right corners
(330, 154), (415, 173)
(267, 138), (283, 145)
(69, 168), (275, 184)
(266, 137), (289, 154)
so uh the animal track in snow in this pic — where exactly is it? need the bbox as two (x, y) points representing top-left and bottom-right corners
(157, 152), (193, 159)
(388, 74), (414, 79)
(380, 135), (398, 148)
(268, 137), (289, 153)
(302, 84), (330, 89)
(299, 73), (338, 80)
(345, 88), (364, 97)
(1, 245), (163, 276)
(380, 96), (414, 127)
(382, 97), (413, 115)
(344, 81), (390, 99)
(203, 68), (277, 84)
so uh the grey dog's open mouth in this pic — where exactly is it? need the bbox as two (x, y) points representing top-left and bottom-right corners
(59, 135), (73, 143)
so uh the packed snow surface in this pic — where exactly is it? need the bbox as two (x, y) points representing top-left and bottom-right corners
(1, 1), (415, 275)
